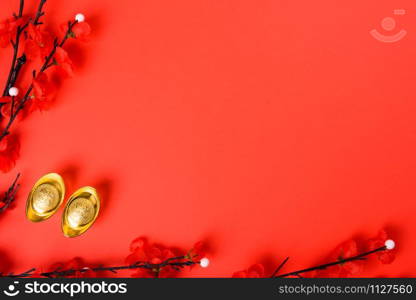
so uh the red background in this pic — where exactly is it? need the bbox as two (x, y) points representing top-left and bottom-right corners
(0, 0), (415, 277)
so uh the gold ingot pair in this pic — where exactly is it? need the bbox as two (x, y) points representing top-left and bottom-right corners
(26, 173), (100, 238)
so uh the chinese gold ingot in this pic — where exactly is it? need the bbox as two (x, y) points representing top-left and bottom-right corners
(62, 186), (100, 238)
(26, 173), (65, 222)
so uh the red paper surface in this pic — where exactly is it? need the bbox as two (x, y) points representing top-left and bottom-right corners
(0, 0), (415, 277)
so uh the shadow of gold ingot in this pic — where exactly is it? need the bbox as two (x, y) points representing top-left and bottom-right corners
(26, 173), (66, 222)
(62, 186), (100, 238)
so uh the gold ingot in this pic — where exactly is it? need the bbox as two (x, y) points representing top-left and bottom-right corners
(62, 186), (100, 238)
(26, 173), (65, 222)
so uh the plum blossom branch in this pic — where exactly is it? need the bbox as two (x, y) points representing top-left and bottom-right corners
(3, 238), (396, 278)
(273, 241), (395, 278)
(231, 232), (396, 278)
(0, 19), (77, 142)
(43, 256), (200, 278)
(4, 255), (207, 278)
(0, 1), (90, 171)
(2, 0), (47, 97)
(2, 238), (209, 278)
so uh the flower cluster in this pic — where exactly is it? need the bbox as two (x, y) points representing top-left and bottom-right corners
(0, 17), (23, 47)
(0, 0), (91, 173)
(0, 135), (20, 173)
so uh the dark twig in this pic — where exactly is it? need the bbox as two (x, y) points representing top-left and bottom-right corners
(0, 268), (35, 278)
(0, 173), (21, 213)
(270, 256), (289, 278)
(33, 0), (47, 25)
(9, 54), (27, 89)
(18, 0), (25, 18)
(273, 246), (387, 278)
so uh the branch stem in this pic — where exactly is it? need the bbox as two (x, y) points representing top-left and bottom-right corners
(274, 246), (387, 278)
(5, 255), (200, 278)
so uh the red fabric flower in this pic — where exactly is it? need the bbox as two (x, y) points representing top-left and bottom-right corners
(126, 237), (178, 278)
(0, 17), (22, 48)
(61, 21), (91, 42)
(232, 264), (265, 278)
(366, 229), (396, 264)
(0, 135), (20, 173)
(0, 96), (34, 120)
(0, 97), (14, 119)
(72, 22), (91, 41)
(46, 257), (96, 278)
(31, 72), (56, 111)
(314, 240), (363, 278)
(53, 47), (74, 77)
(24, 23), (54, 60)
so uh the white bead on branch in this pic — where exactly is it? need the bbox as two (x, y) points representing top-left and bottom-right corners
(75, 13), (85, 22)
(384, 239), (395, 250)
(200, 257), (210, 268)
(8, 87), (19, 97)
